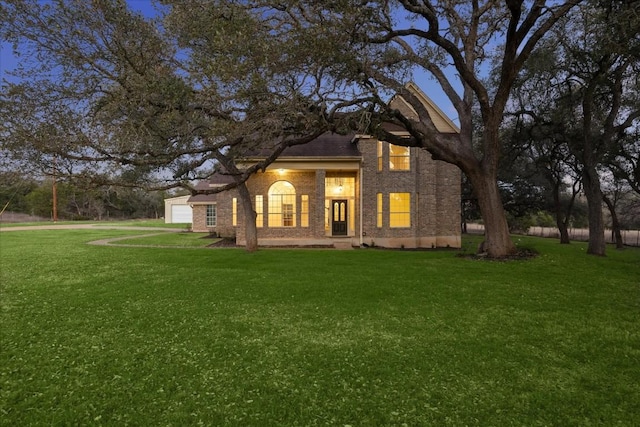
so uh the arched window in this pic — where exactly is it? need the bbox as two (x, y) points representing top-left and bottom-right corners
(268, 181), (296, 227)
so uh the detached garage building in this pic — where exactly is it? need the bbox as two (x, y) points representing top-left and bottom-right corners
(164, 195), (193, 224)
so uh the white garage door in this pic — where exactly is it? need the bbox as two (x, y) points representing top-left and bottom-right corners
(171, 204), (193, 223)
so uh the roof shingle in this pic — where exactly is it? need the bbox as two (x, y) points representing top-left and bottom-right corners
(247, 132), (361, 158)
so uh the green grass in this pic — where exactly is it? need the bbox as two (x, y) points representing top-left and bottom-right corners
(113, 232), (217, 247)
(99, 219), (190, 229)
(0, 218), (187, 228)
(0, 219), (93, 227)
(1, 230), (639, 426)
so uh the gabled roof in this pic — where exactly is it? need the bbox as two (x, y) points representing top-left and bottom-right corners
(390, 82), (460, 134)
(190, 85), (456, 199)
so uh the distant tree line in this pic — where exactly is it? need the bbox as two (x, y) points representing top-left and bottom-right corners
(462, 166), (640, 238)
(0, 171), (168, 221)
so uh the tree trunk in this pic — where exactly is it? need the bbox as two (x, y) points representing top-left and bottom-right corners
(603, 195), (624, 249)
(236, 182), (258, 252)
(557, 220), (570, 244)
(466, 170), (516, 257)
(582, 165), (606, 255)
(552, 181), (571, 244)
(554, 180), (578, 245)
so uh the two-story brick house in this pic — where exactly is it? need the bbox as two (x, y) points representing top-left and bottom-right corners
(189, 83), (461, 249)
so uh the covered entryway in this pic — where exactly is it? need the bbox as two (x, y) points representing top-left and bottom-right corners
(325, 175), (356, 237)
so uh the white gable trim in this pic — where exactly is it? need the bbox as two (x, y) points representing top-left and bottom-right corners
(397, 82), (460, 133)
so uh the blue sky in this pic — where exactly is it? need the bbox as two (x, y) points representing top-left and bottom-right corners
(0, 42), (18, 83)
(0, 0), (457, 123)
(0, 0), (155, 84)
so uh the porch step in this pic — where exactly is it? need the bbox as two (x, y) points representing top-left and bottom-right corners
(333, 241), (354, 250)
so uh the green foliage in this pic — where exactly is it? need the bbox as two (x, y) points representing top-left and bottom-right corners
(23, 181), (54, 218)
(0, 172), (37, 213)
(0, 0), (349, 192)
(0, 173), (165, 221)
(531, 210), (557, 227)
(506, 212), (533, 234)
(508, 210), (564, 233)
(1, 230), (639, 425)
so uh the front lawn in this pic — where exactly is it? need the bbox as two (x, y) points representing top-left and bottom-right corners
(112, 232), (217, 247)
(1, 230), (639, 426)
(0, 218), (186, 229)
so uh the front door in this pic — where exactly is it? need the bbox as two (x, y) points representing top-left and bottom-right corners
(331, 200), (348, 236)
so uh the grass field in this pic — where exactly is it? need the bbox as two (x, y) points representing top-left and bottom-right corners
(111, 232), (217, 248)
(0, 218), (186, 229)
(1, 229), (639, 426)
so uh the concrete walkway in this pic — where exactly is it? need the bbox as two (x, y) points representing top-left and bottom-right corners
(0, 224), (356, 250)
(86, 232), (185, 248)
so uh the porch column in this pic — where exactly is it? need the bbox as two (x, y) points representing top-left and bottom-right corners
(315, 170), (326, 238)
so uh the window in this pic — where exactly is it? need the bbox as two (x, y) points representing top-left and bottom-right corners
(376, 193), (383, 228)
(206, 204), (217, 227)
(232, 198), (237, 226)
(377, 140), (383, 171)
(283, 203), (294, 226)
(268, 181), (296, 227)
(389, 193), (410, 227)
(301, 195), (309, 227)
(255, 195), (263, 228)
(389, 144), (410, 170)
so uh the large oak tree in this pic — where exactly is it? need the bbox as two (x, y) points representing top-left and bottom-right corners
(257, 0), (585, 256)
(0, 0), (365, 251)
(505, 0), (640, 255)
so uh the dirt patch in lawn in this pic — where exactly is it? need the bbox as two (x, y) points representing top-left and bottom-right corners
(457, 247), (539, 261)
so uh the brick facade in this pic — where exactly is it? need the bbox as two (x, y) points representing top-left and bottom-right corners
(190, 138), (461, 249)
(189, 85), (462, 248)
(357, 137), (461, 248)
(191, 190), (237, 238)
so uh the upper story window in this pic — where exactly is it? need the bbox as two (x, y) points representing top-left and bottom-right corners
(377, 141), (383, 171)
(389, 144), (410, 170)
(268, 180), (296, 227)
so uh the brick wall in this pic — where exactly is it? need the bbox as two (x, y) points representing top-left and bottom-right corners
(357, 135), (461, 248)
(237, 170), (319, 241)
(191, 189), (237, 238)
(192, 135), (460, 248)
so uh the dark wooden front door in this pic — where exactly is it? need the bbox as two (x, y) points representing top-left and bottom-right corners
(331, 200), (348, 236)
